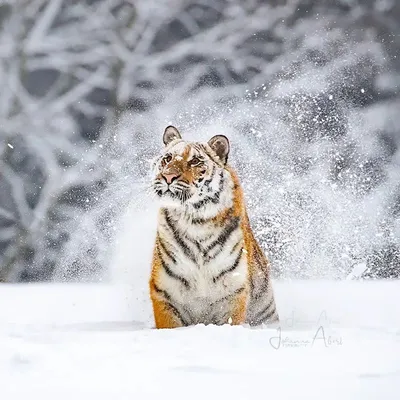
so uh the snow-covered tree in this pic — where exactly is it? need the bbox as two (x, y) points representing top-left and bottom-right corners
(1, 0), (399, 281)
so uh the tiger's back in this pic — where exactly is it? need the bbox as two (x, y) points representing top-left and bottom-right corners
(149, 126), (279, 328)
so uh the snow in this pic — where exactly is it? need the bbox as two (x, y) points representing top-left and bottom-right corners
(1, 280), (400, 399)
(346, 262), (368, 280)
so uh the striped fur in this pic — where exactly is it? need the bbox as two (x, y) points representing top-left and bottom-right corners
(149, 126), (279, 328)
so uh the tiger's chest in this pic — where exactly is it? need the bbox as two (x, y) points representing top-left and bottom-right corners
(157, 219), (248, 322)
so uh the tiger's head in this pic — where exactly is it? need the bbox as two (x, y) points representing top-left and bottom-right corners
(152, 125), (235, 217)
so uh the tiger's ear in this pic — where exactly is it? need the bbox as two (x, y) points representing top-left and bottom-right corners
(208, 135), (230, 165)
(163, 125), (182, 146)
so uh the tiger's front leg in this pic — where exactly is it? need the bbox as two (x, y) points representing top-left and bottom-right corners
(150, 282), (185, 329)
(227, 288), (249, 325)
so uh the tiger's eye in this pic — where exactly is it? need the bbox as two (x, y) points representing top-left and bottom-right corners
(189, 157), (202, 166)
(163, 154), (172, 164)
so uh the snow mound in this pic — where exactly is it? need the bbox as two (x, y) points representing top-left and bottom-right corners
(1, 280), (399, 399)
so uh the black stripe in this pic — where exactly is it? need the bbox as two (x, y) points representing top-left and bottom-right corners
(254, 297), (274, 320)
(251, 297), (276, 325)
(191, 216), (211, 225)
(251, 272), (270, 300)
(192, 216), (218, 225)
(175, 182), (190, 189)
(157, 246), (190, 289)
(210, 313), (227, 325)
(204, 217), (240, 262)
(163, 210), (197, 263)
(203, 164), (216, 188)
(252, 280), (268, 300)
(192, 171), (224, 210)
(213, 250), (243, 283)
(193, 144), (207, 157)
(153, 284), (189, 326)
(191, 143), (200, 153)
(201, 144), (222, 166)
(158, 236), (176, 264)
(192, 208), (233, 226)
(210, 286), (246, 307)
(181, 232), (204, 255)
(257, 307), (277, 325)
(230, 240), (242, 255)
(194, 240), (202, 253)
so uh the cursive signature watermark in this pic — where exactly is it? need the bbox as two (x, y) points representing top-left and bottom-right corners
(268, 310), (343, 349)
(269, 326), (343, 349)
(280, 310), (339, 329)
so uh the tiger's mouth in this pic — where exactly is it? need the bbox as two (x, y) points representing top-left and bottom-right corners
(153, 183), (193, 204)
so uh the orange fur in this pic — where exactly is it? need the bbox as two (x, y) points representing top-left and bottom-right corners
(229, 288), (249, 325)
(150, 288), (183, 329)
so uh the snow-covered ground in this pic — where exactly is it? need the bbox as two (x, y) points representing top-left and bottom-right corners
(1, 195), (399, 399)
(1, 280), (400, 399)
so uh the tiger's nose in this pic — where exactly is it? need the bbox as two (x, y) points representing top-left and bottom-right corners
(162, 172), (180, 184)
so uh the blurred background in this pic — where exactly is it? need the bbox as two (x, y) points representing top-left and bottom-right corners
(0, 0), (399, 283)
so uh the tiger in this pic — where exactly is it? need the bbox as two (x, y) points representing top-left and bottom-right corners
(149, 125), (279, 329)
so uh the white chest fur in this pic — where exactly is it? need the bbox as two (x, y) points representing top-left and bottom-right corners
(157, 211), (248, 323)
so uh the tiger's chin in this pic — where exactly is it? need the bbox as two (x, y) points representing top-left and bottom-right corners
(155, 188), (193, 209)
